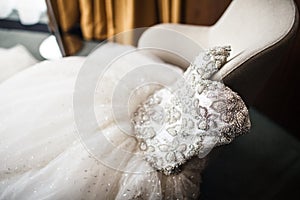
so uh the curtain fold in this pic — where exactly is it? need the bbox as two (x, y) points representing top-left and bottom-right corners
(55, 0), (80, 32)
(52, 0), (182, 42)
(159, 0), (181, 23)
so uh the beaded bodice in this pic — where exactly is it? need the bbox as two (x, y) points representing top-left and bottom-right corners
(132, 46), (251, 175)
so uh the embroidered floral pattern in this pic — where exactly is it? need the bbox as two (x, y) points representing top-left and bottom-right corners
(132, 46), (251, 175)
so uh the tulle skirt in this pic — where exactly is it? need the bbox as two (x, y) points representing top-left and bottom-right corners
(0, 43), (205, 199)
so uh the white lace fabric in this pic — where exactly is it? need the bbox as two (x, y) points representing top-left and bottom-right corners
(132, 46), (251, 175)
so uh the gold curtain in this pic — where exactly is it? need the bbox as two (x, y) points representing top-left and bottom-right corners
(48, 0), (231, 51)
(52, 0), (182, 41)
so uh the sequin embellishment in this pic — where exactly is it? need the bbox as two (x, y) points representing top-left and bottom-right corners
(132, 46), (251, 175)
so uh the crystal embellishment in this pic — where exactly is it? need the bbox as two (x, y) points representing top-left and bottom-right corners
(132, 46), (251, 175)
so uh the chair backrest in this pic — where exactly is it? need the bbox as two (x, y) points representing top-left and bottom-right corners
(210, 0), (297, 57)
(211, 0), (299, 104)
(138, 0), (298, 105)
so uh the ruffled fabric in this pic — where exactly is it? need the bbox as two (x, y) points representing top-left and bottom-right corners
(0, 45), (38, 83)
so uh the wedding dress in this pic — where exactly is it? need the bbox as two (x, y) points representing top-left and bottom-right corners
(0, 43), (250, 199)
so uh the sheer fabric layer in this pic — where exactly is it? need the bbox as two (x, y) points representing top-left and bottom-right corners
(0, 44), (206, 199)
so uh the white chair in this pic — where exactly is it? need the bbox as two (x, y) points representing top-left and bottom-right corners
(138, 0), (299, 105)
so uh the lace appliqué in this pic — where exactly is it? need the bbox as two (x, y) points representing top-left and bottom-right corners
(132, 46), (251, 175)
